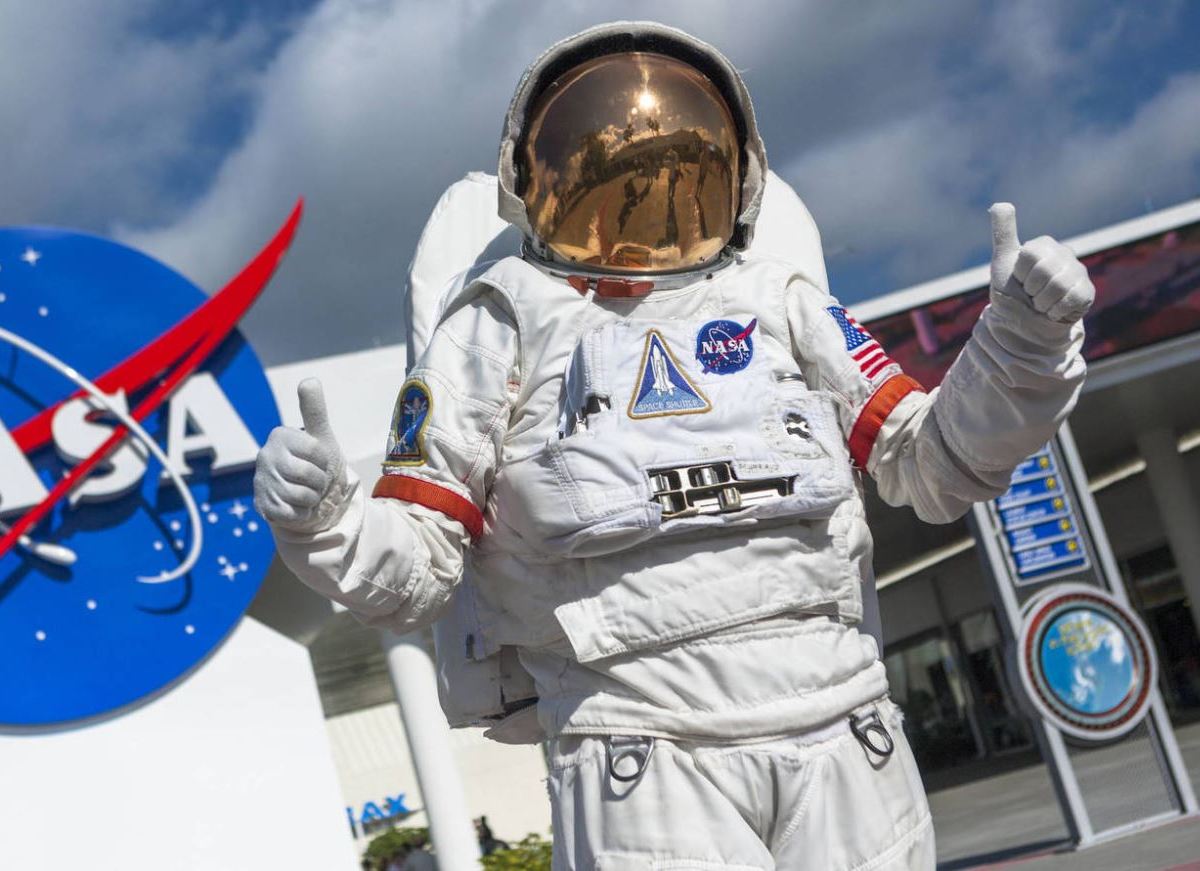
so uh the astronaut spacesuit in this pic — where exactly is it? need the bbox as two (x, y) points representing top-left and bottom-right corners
(254, 21), (1094, 870)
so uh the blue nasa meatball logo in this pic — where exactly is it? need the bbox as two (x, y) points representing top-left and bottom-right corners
(0, 212), (298, 726)
(695, 318), (757, 375)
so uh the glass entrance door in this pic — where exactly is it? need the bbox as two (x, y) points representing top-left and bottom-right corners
(956, 610), (1034, 754)
(884, 631), (979, 771)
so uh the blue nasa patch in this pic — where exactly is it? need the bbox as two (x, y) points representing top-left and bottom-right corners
(628, 331), (712, 419)
(386, 380), (431, 465)
(695, 318), (757, 374)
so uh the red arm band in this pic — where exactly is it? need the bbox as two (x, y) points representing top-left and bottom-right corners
(372, 475), (484, 540)
(848, 374), (925, 469)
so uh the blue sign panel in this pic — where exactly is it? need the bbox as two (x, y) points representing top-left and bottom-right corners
(1011, 450), (1057, 483)
(998, 495), (1070, 531)
(1012, 539), (1089, 579)
(1005, 516), (1077, 552)
(0, 222), (292, 725)
(996, 473), (1064, 509)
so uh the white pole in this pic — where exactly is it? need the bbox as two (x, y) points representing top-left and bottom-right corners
(380, 631), (481, 870)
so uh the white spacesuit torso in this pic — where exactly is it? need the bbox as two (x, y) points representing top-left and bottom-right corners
(411, 250), (890, 743)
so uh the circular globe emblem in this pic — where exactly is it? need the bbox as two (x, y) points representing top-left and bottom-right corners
(0, 222), (291, 726)
(1017, 584), (1157, 742)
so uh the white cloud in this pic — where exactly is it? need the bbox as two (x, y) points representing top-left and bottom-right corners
(0, 1), (270, 229)
(781, 110), (983, 286)
(119, 0), (533, 363)
(3, 0), (1196, 362)
(777, 2), (1200, 291)
(999, 71), (1200, 238)
(114, 0), (981, 362)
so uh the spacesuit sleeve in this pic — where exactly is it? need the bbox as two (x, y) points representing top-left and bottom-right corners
(273, 284), (517, 631)
(787, 279), (1085, 523)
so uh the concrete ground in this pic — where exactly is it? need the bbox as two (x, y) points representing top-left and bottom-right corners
(930, 720), (1200, 870)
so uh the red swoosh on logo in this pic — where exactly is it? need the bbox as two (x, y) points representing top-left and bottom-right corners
(0, 199), (303, 561)
(730, 318), (758, 344)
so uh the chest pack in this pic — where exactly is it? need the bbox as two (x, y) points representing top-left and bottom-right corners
(497, 310), (855, 557)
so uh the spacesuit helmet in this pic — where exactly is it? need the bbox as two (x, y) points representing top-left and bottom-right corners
(498, 22), (768, 277)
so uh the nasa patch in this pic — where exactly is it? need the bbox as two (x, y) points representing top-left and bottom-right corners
(385, 380), (431, 465)
(628, 331), (711, 419)
(695, 318), (757, 375)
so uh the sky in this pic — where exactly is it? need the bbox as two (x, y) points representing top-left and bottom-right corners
(2, 0), (1199, 365)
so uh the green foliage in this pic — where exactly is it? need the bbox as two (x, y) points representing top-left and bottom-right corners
(364, 826), (430, 869)
(363, 826), (552, 870)
(481, 833), (553, 870)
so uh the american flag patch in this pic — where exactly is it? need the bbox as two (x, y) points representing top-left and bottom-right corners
(826, 306), (895, 379)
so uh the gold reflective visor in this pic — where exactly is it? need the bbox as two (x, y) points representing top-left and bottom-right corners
(521, 52), (740, 274)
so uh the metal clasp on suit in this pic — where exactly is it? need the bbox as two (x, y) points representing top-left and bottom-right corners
(850, 708), (895, 758)
(563, 394), (610, 437)
(648, 461), (794, 520)
(605, 735), (656, 784)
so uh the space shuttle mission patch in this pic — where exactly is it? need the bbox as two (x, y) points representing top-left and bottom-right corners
(695, 318), (757, 374)
(385, 379), (431, 466)
(628, 330), (711, 419)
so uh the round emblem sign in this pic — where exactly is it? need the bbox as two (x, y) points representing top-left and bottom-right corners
(0, 218), (295, 726)
(1017, 584), (1157, 742)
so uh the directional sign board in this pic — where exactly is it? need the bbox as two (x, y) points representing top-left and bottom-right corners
(992, 448), (1090, 585)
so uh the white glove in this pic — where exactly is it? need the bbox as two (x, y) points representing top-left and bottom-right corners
(990, 203), (1095, 323)
(254, 378), (349, 533)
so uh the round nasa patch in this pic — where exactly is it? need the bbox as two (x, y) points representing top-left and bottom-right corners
(695, 318), (757, 375)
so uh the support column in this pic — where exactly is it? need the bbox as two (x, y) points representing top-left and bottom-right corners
(381, 631), (480, 870)
(1136, 427), (1200, 638)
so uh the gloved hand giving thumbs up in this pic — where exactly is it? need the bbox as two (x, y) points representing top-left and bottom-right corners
(988, 202), (1094, 324)
(254, 378), (349, 533)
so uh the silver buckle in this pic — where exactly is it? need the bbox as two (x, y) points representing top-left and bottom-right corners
(648, 461), (793, 520)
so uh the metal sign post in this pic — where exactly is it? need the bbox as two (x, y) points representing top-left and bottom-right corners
(969, 421), (1197, 849)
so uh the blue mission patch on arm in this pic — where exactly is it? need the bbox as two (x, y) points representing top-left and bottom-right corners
(385, 379), (431, 465)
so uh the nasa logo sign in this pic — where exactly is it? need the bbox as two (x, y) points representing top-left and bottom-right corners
(0, 205), (300, 726)
(1016, 583), (1157, 742)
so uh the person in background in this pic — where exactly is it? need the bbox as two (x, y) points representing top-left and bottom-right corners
(475, 816), (510, 856)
